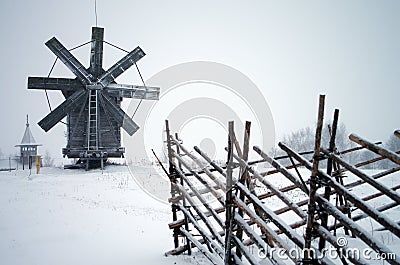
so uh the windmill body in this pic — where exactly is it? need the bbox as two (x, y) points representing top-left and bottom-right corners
(28, 27), (159, 168)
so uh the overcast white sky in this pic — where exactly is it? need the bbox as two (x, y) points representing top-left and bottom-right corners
(0, 0), (399, 158)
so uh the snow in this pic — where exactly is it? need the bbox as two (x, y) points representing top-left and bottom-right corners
(0, 165), (204, 265)
(1, 163), (400, 265)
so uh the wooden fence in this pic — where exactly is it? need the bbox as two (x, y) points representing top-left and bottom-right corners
(162, 95), (400, 265)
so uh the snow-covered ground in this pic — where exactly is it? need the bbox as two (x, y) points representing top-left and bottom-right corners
(1, 164), (399, 265)
(0, 165), (206, 265)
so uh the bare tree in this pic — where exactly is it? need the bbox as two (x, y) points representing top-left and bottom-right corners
(276, 122), (356, 166)
(42, 150), (54, 167)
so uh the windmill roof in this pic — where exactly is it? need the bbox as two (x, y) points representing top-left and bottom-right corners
(15, 123), (41, 147)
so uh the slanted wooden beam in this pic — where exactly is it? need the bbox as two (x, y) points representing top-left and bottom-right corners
(280, 142), (400, 239)
(321, 148), (400, 205)
(395, 130), (400, 139)
(349, 133), (400, 165)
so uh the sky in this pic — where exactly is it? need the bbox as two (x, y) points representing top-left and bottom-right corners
(0, 0), (399, 160)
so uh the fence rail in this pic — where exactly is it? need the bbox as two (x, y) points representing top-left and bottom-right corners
(163, 95), (400, 265)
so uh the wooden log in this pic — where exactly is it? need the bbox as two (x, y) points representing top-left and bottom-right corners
(344, 166), (400, 189)
(338, 141), (382, 155)
(151, 148), (169, 176)
(176, 183), (225, 247)
(166, 229), (228, 256)
(176, 202), (224, 255)
(234, 191), (335, 265)
(320, 109), (339, 250)
(252, 145), (400, 231)
(189, 184), (223, 198)
(228, 122), (243, 158)
(280, 142), (400, 239)
(321, 148), (400, 205)
(258, 141), (382, 177)
(231, 150), (307, 219)
(232, 235), (258, 265)
(168, 206), (225, 229)
(252, 184), (300, 201)
(194, 146), (225, 175)
(253, 146), (308, 193)
(257, 146), (395, 196)
(233, 195), (299, 263)
(177, 166), (225, 229)
(224, 121), (234, 265)
(179, 227), (224, 265)
(165, 120), (179, 249)
(328, 200), (399, 232)
(170, 137), (226, 192)
(315, 224), (370, 265)
(236, 121), (251, 259)
(395, 130), (400, 139)
(352, 150), (400, 169)
(236, 182), (304, 248)
(171, 150), (225, 206)
(274, 183), (400, 236)
(304, 94), (325, 257)
(234, 214), (268, 251)
(349, 133), (400, 165)
(362, 183), (400, 201)
(260, 162), (303, 176)
(317, 196), (400, 265)
(235, 213), (291, 264)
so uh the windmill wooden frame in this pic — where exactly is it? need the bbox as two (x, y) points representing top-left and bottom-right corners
(28, 27), (159, 168)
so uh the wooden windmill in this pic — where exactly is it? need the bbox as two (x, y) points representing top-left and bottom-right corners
(28, 27), (159, 168)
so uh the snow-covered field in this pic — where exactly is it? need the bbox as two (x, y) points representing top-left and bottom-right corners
(0, 165), (206, 265)
(1, 164), (399, 265)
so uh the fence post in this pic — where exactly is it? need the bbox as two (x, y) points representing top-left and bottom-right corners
(165, 120), (179, 249)
(319, 109), (338, 250)
(224, 121), (234, 265)
(235, 121), (251, 259)
(176, 132), (191, 255)
(304, 95), (325, 263)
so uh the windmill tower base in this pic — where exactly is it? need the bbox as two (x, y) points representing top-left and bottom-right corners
(64, 150), (109, 170)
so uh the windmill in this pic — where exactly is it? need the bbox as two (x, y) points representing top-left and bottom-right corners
(28, 27), (160, 169)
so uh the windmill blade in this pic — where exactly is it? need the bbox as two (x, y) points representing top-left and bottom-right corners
(28, 77), (82, 91)
(38, 90), (87, 132)
(89, 27), (104, 77)
(97, 46), (145, 88)
(99, 92), (139, 136)
(46, 37), (94, 85)
(105, 83), (160, 100)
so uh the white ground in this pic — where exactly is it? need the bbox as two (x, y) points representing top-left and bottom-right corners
(0, 165), (206, 265)
(1, 165), (399, 265)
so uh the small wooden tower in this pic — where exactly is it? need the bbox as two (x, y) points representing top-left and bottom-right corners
(15, 115), (41, 169)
